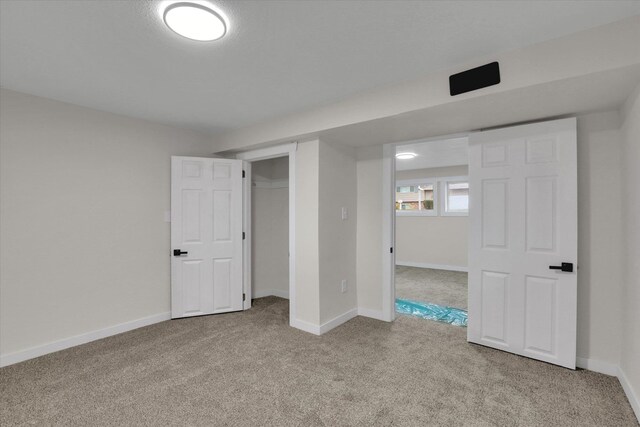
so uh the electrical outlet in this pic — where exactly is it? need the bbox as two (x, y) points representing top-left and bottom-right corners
(341, 207), (348, 220)
(341, 279), (348, 293)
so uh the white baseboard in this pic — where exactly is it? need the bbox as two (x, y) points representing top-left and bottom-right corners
(290, 308), (358, 336)
(618, 367), (640, 422)
(253, 289), (290, 299)
(290, 318), (321, 335)
(576, 357), (619, 376)
(396, 261), (468, 273)
(575, 358), (638, 423)
(357, 307), (386, 321)
(319, 308), (358, 335)
(0, 312), (171, 368)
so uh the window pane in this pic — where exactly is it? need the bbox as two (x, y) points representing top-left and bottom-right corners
(419, 183), (434, 211)
(447, 182), (469, 212)
(396, 183), (434, 211)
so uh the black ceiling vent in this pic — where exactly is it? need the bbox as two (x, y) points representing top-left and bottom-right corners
(449, 62), (500, 96)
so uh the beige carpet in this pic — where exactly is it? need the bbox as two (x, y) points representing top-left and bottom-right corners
(1, 297), (637, 426)
(396, 265), (468, 309)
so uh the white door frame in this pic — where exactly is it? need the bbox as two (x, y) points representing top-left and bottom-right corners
(381, 144), (396, 322)
(236, 142), (297, 323)
(381, 133), (471, 322)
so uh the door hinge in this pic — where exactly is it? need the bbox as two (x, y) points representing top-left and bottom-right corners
(242, 232), (246, 240)
(243, 293), (246, 301)
(242, 170), (246, 178)
(390, 247), (393, 254)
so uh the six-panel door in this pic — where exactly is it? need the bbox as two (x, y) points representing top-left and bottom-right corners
(468, 118), (578, 369)
(171, 157), (244, 318)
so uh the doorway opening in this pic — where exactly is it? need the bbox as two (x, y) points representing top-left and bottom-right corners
(383, 118), (578, 368)
(236, 142), (297, 327)
(249, 156), (290, 316)
(393, 136), (470, 326)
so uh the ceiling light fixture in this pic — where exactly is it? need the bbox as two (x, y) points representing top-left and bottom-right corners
(163, 2), (227, 42)
(396, 152), (417, 160)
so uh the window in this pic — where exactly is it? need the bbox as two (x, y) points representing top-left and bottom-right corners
(443, 180), (469, 215)
(395, 181), (436, 216)
(395, 175), (469, 217)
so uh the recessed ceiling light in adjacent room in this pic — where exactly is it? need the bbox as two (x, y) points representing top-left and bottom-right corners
(396, 152), (417, 160)
(163, 2), (227, 41)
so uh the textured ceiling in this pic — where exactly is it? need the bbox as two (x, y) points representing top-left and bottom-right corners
(1, 0), (639, 135)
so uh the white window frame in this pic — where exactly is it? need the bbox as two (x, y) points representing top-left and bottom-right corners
(395, 178), (438, 217)
(440, 175), (469, 217)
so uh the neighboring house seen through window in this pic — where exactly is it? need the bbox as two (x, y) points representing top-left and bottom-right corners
(396, 183), (435, 214)
(396, 176), (468, 216)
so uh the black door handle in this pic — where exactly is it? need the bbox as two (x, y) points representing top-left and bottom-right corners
(549, 262), (573, 272)
(173, 249), (188, 256)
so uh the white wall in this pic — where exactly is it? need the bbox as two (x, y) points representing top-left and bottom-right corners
(620, 83), (640, 417)
(289, 139), (359, 330)
(355, 110), (627, 368)
(293, 140), (321, 325)
(575, 111), (624, 367)
(395, 217), (468, 269)
(395, 165), (468, 269)
(270, 156), (289, 181)
(251, 157), (289, 299)
(319, 141), (358, 324)
(252, 155), (288, 183)
(0, 89), (212, 359)
(356, 146), (384, 315)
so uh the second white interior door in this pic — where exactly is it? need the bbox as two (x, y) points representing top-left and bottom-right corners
(467, 118), (578, 369)
(171, 156), (244, 319)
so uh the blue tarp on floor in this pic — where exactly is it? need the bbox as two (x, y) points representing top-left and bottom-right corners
(395, 298), (467, 327)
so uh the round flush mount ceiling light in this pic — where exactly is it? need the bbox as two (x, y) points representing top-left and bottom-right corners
(395, 152), (417, 160)
(163, 2), (227, 41)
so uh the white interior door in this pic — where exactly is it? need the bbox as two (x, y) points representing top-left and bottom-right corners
(467, 118), (578, 369)
(171, 156), (244, 319)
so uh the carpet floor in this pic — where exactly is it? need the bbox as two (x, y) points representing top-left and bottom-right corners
(1, 297), (637, 426)
(396, 265), (468, 309)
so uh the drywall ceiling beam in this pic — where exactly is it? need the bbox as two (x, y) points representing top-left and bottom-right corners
(213, 16), (640, 153)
